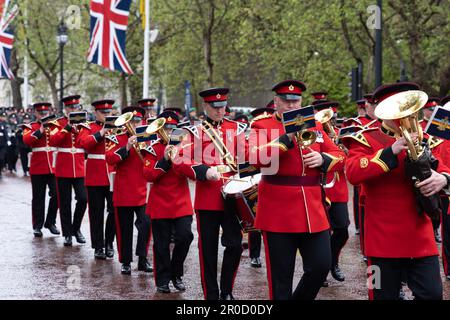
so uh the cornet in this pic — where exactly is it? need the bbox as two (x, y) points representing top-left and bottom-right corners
(114, 112), (144, 162)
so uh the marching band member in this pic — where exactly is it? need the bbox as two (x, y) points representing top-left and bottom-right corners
(48, 95), (87, 247)
(105, 106), (152, 275)
(143, 111), (194, 294)
(343, 82), (450, 300)
(22, 102), (59, 237)
(77, 100), (116, 260)
(313, 101), (350, 284)
(174, 87), (248, 300)
(138, 98), (157, 121)
(249, 80), (346, 300)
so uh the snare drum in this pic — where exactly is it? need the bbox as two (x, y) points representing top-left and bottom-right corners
(222, 174), (261, 232)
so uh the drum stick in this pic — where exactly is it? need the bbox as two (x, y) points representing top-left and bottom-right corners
(220, 176), (247, 182)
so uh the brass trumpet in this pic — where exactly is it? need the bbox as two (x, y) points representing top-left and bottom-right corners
(114, 112), (144, 162)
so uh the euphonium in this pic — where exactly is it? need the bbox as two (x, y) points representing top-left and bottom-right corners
(114, 112), (144, 162)
(315, 108), (335, 139)
(375, 90), (442, 219)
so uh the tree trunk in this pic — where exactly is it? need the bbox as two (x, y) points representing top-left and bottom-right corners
(9, 49), (23, 109)
(203, 33), (214, 87)
(119, 73), (128, 109)
(49, 77), (59, 113)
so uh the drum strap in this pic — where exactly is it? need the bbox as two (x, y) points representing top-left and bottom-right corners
(261, 175), (320, 186)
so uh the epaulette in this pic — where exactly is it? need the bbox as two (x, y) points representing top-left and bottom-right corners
(21, 123), (33, 130)
(427, 135), (444, 149)
(250, 113), (272, 125)
(141, 143), (157, 157)
(106, 135), (119, 144)
(236, 122), (247, 135)
(48, 119), (61, 127)
(78, 123), (91, 130)
(340, 127), (377, 148)
(184, 125), (200, 139)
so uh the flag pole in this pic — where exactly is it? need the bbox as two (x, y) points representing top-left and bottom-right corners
(142, 0), (150, 98)
(24, 0), (29, 108)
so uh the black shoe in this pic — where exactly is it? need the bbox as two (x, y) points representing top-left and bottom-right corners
(331, 265), (345, 282)
(242, 242), (249, 250)
(399, 287), (408, 300)
(64, 236), (72, 247)
(45, 224), (60, 235)
(121, 263), (131, 275)
(355, 228), (360, 235)
(138, 257), (153, 272)
(363, 256), (368, 265)
(33, 228), (43, 237)
(105, 243), (114, 258)
(446, 275), (450, 281)
(94, 248), (106, 260)
(322, 280), (329, 287)
(250, 257), (262, 268)
(172, 277), (186, 291)
(170, 234), (175, 244)
(74, 230), (86, 244)
(220, 293), (235, 300)
(157, 284), (171, 293)
(435, 229), (442, 243)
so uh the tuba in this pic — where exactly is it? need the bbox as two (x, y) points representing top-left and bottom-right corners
(114, 112), (144, 162)
(375, 90), (441, 220)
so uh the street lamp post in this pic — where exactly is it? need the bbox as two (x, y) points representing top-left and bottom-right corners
(56, 20), (68, 113)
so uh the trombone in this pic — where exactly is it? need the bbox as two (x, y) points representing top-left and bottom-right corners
(114, 112), (144, 162)
(201, 120), (238, 173)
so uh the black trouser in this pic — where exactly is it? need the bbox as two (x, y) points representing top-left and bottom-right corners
(0, 147), (7, 172)
(263, 230), (331, 300)
(440, 197), (450, 276)
(329, 202), (350, 267)
(18, 147), (30, 174)
(152, 215), (193, 286)
(249, 231), (262, 259)
(353, 186), (360, 230)
(368, 256), (442, 300)
(87, 186), (115, 250)
(115, 205), (151, 264)
(31, 174), (58, 230)
(56, 177), (87, 237)
(359, 205), (366, 255)
(6, 145), (18, 171)
(196, 210), (243, 300)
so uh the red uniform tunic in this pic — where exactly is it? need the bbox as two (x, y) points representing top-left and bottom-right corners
(22, 122), (55, 175)
(324, 128), (348, 203)
(343, 127), (450, 258)
(105, 133), (147, 206)
(174, 118), (248, 211)
(48, 117), (85, 178)
(142, 140), (193, 219)
(249, 114), (346, 233)
(77, 122), (113, 187)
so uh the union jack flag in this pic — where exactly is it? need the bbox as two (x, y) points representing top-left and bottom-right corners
(87, 0), (134, 74)
(0, 0), (18, 80)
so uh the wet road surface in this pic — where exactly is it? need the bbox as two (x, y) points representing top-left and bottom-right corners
(0, 171), (449, 300)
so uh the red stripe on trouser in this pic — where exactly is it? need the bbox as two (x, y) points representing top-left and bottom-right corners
(31, 176), (35, 228)
(441, 211), (448, 275)
(145, 217), (152, 256)
(55, 178), (62, 234)
(195, 212), (208, 300)
(262, 231), (273, 300)
(114, 207), (123, 262)
(359, 204), (365, 255)
(367, 257), (374, 300)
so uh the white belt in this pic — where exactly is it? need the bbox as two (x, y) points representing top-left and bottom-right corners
(58, 147), (85, 154)
(32, 147), (57, 152)
(87, 154), (105, 160)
